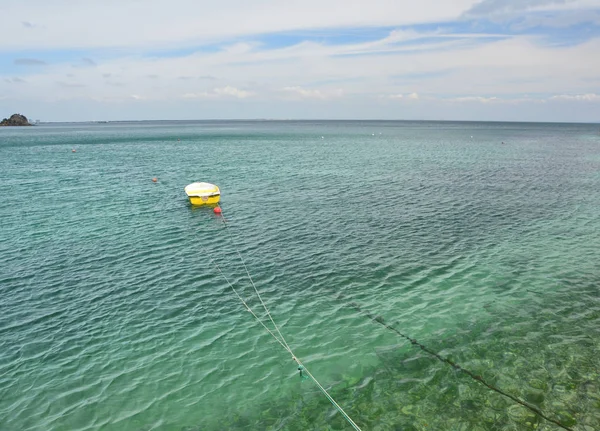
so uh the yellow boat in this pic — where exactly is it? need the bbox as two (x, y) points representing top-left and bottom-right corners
(185, 182), (221, 205)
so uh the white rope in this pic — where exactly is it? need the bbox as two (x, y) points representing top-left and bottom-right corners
(219, 211), (293, 354)
(198, 206), (363, 431)
(294, 357), (363, 431)
(202, 250), (291, 354)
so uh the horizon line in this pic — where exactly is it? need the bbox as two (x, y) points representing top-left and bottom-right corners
(28, 118), (600, 125)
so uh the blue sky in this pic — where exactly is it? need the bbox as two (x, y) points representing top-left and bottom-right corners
(1, 0), (600, 122)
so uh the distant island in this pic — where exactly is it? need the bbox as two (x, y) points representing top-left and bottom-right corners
(0, 114), (33, 126)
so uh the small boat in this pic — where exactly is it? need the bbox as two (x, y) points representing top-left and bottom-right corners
(184, 182), (220, 205)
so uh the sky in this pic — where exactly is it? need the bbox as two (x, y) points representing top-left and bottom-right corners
(1, 0), (600, 122)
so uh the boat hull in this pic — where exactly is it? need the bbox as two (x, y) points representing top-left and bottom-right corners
(188, 194), (221, 206)
(185, 182), (221, 206)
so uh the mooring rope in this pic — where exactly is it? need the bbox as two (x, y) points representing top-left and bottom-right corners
(197, 207), (363, 431)
(205, 252), (290, 353)
(203, 205), (574, 431)
(219, 211), (293, 354)
(341, 296), (575, 431)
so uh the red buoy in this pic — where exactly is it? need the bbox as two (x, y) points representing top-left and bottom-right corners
(152, 177), (158, 183)
(213, 207), (222, 215)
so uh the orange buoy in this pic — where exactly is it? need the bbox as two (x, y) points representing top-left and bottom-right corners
(213, 207), (222, 215)
(152, 177), (158, 183)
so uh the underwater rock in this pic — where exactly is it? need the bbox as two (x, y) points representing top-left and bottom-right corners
(527, 378), (548, 391)
(507, 404), (536, 423)
(460, 399), (480, 411)
(400, 404), (417, 416)
(524, 390), (545, 406)
(556, 411), (577, 428)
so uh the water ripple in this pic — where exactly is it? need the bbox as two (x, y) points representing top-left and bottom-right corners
(1, 121), (599, 430)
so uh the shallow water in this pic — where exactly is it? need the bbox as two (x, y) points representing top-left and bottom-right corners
(1, 120), (599, 430)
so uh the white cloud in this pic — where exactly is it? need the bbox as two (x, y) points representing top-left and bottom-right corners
(414, 93), (600, 104)
(465, 0), (600, 17)
(385, 92), (420, 100)
(1, 0), (600, 121)
(182, 86), (254, 99)
(445, 96), (549, 104)
(453, 96), (498, 103)
(4, 77), (27, 84)
(511, 9), (600, 29)
(0, 0), (478, 50)
(3, 34), (600, 111)
(182, 92), (210, 99)
(282, 86), (344, 100)
(214, 86), (253, 98)
(550, 93), (600, 101)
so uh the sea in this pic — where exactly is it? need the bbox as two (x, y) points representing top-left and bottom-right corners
(0, 120), (599, 431)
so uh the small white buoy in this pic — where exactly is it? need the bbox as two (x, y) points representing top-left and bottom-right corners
(372, 133), (375, 136)
(321, 136), (324, 139)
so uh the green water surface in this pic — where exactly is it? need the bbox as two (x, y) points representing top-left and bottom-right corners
(1, 121), (599, 430)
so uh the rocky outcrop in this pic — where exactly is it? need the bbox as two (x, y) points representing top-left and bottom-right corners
(0, 114), (33, 126)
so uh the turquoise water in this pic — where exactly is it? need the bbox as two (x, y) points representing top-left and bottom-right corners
(1, 120), (599, 431)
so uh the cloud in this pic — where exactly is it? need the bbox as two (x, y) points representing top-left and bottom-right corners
(56, 81), (85, 88)
(464, 0), (597, 17)
(14, 58), (46, 65)
(2, 1), (600, 122)
(21, 21), (34, 28)
(183, 86), (254, 99)
(0, 0), (478, 50)
(550, 93), (600, 101)
(213, 86), (253, 98)
(281, 86), (344, 100)
(4, 77), (26, 83)
(453, 96), (498, 103)
(182, 92), (209, 99)
(510, 9), (600, 29)
(385, 92), (420, 100)
(445, 95), (548, 104)
(4, 32), (599, 114)
(467, 0), (563, 15)
(420, 94), (600, 104)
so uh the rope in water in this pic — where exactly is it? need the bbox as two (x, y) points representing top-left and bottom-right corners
(206, 205), (574, 431)
(199, 206), (362, 431)
(220, 213), (293, 354)
(340, 296), (575, 431)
